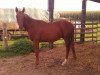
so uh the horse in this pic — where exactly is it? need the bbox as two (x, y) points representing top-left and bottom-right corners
(15, 7), (76, 66)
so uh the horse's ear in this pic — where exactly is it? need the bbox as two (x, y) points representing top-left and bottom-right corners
(22, 7), (25, 13)
(15, 7), (18, 12)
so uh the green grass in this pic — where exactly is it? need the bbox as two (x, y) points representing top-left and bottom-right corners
(54, 39), (65, 44)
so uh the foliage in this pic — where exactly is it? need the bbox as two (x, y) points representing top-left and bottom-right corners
(0, 38), (49, 58)
(8, 38), (33, 53)
(59, 11), (100, 21)
(0, 38), (33, 58)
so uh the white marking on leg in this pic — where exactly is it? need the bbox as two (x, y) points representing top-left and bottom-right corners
(61, 59), (67, 66)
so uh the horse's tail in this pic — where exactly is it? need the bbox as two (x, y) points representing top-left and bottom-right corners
(68, 31), (74, 50)
(70, 30), (74, 47)
(70, 30), (76, 58)
(65, 21), (74, 49)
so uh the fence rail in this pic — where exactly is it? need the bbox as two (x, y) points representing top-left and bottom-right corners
(73, 20), (100, 43)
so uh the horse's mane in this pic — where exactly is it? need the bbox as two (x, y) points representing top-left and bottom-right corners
(24, 13), (71, 24)
(24, 13), (48, 23)
(24, 14), (34, 21)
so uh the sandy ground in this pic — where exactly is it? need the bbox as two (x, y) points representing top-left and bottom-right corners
(0, 44), (100, 75)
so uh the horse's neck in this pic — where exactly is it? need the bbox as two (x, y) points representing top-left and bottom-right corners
(24, 15), (35, 30)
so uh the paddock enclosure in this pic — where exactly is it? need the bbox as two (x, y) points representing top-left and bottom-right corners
(0, 44), (100, 75)
(0, 0), (100, 75)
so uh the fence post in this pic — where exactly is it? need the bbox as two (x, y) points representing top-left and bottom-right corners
(48, 0), (54, 49)
(80, 0), (87, 43)
(2, 23), (8, 49)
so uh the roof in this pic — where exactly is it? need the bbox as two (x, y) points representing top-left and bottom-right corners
(0, 8), (60, 22)
(0, 8), (60, 30)
(90, 0), (100, 3)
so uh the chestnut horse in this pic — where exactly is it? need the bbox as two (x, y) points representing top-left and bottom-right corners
(15, 7), (76, 66)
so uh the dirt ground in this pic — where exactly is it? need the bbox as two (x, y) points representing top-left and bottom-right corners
(0, 44), (100, 75)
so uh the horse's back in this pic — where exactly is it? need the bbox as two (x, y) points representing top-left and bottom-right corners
(54, 20), (74, 33)
(45, 20), (72, 35)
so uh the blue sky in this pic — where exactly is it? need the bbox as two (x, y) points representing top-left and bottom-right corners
(0, 0), (100, 11)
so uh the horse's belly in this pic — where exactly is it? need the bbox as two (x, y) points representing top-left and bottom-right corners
(40, 33), (61, 42)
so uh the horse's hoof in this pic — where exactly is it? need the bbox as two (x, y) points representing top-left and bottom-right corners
(61, 59), (67, 66)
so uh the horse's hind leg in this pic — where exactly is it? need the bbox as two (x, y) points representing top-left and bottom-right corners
(49, 42), (54, 49)
(71, 35), (76, 59)
(62, 38), (71, 66)
(71, 42), (76, 59)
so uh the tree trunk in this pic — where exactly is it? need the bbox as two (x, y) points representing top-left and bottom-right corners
(80, 0), (87, 43)
(48, 0), (54, 49)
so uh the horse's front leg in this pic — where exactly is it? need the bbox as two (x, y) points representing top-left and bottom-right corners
(34, 42), (40, 65)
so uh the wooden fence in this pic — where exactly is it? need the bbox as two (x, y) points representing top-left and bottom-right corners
(0, 21), (100, 47)
(73, 20), (100, 43)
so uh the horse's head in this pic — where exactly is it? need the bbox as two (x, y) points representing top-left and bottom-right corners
(15, 7), (25, 30)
